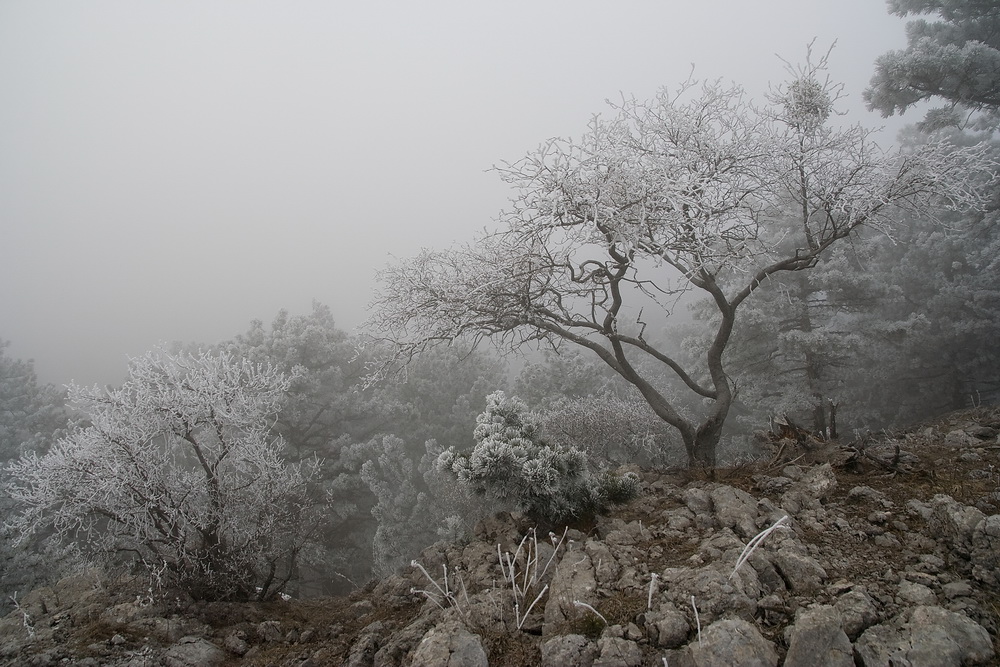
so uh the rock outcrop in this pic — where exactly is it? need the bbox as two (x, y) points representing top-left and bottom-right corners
(3, 408), (1000, 666)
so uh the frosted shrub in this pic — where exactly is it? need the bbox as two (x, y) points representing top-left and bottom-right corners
(538, 392), (685, 468)
(436, 391), (639, 524)
(5, 350), (328, 602)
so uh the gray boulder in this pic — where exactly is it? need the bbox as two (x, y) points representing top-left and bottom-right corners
(854, 605), (994, 667)
(685, 618), (778, 667)
(800, 463), (837, 500)
(710, 485), (760, 539)
(771, 550), (827, 595)
(644, 603), (690, 648)
(585, 539), (622, 586)
(347, 620), (385, 667)
(374, 612), (437, 667)
(161, 636), (226, 667)
(407, 620), (488, 667)
(970, 513), (1000, 586)
(540, 634), (597, 667)
(683, 486), (713, 516)
(256, 619), (282, 642)
(783, 605), (853, 667)
(593, 636), (644, 667)
(929, 494), (985, 551)
(659, 564), (757, 624)
(897, 580), (936, 605)
(543, 547), (597, 634)
(944, 429), (978, 448)
(833, 589), (878, 639)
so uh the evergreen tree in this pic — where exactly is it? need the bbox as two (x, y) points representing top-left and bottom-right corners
(866, 0), (1000, 129)
(0, 341), (69, 614)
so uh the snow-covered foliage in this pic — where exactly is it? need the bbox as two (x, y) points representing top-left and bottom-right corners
(435, 391), (639, 524)
(0, 340), (67, 465)
(683, 125), (1000, 439)
(4, 349), (327, 602)
(360, 434), (494, 577)
(538, 393), (685, 469)
(362, 435), (427, 577)
(515, 349), (688, 467)
(369, 51), (997, 467)
(0, 341), (70, 615)
(866, 0), (1000, 130)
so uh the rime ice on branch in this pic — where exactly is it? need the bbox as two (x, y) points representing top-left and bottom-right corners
(6, 349), (327, 601)
(368, 49), (997, 467)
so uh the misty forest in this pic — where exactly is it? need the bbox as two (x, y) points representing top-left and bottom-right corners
(3, 2), (1000, 660)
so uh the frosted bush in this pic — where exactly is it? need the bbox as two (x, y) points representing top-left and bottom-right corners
(538, 392), (685, 468)
(5, 350), (328, 601)
(436, 391), (639, 524)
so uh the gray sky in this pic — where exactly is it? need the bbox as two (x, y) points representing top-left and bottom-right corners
(0, 0), (910, 387)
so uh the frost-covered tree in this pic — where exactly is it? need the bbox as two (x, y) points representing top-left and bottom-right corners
(0, 341), (69, 614)
(369, 51), (995, 466)
(538, 393), (685, 469)
(361, 435), (430, 577)
(380, 345), (507, 451)
(690, 133), (1000, 436)
(513, 349), (623, 410)
(360, 435), (488, 577)
(225, 302), (385, 456)
(681, 222), (877, 438)
(223, 304), (506, 592)
(5, 350), (326, 602)
(435, 391), (638, 525)
(222, 304), (390, 593)
(845, 192), (1000, 423)
(0, 340), (67, 465)
(866, 0), (1000, 129)
(516, 350), (685, 467)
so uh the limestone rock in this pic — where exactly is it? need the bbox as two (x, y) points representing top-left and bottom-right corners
(644, 603), (690, 648)
(897, 580), (936, 606)
(855, 605), (994, 667)
(771, 550), (827, 595)
(682, 486), (713, 516)
(540, 634), (597, 667)
(593, 636), (643, 667)
(347, 621), (385, 667)
(659, 564), (757, 624)
(543, 548), (597, 634)
(847, 485), (892, 507)
(161, 636), (226, 667)
(374, 612), (437, 667)
(944, 429), (977, 448)
(833, 589), (878, 639)
(685, 618), (778, 667)
(929, 494), (985, 548)
(408, 620), (488, 667)
(710, 485), (760, 539)
(257, 620), (282, 642)
(800, 463), (837, 500)
(223, 631), (249, 656)
(585, 539), (622, 586)
(783, 605), (853, 667)
(970, 513), (1000, 586)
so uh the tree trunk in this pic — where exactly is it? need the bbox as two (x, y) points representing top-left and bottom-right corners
(811, 401), (828, 439)
(681, 418), (722, 468)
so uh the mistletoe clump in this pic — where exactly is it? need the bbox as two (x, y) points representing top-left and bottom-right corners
(436, 391), (638, 524)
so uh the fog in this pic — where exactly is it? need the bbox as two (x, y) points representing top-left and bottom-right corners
(0, 1), (910, 387)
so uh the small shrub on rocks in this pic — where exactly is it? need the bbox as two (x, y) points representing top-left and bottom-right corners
(435, 391), (639, 525)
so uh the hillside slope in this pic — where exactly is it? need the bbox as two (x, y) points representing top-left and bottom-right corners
(3, 407), (1000, 666)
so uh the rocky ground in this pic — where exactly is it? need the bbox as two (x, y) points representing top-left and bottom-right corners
(3, 406), (1000, 666)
